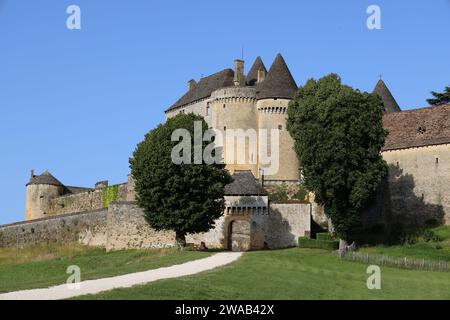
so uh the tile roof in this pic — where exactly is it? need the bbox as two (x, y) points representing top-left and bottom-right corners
(246, 56), (267, 86)
(166, 69), (235, 112)
(26, 171), (64, 187)
(382, 104), (450, 151)
(256, 53), (298, 100)
(224, 171), (267, 196)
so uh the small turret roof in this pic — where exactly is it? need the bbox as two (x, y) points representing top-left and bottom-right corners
(246, 56), (267, 86)
(373, 80), (401, 113)
(257, 53), (298, 100)
(27, 170), (64, 187)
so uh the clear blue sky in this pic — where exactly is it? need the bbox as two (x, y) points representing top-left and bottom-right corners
(0, 0), (449, 224)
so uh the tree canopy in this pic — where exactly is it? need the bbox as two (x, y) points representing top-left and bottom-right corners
(427, 85), (450, 106)
(129, 113), (232, 245)
(287, 74), (388, 242)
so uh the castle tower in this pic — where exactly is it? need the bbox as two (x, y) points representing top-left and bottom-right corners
(373, 79), (401, 113)
(256, 53), (300, 183)
(211, 59), (260, 176)
(25, 170), (65, 221)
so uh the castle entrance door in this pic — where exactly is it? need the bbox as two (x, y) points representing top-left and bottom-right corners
(227, 220), (251, 252)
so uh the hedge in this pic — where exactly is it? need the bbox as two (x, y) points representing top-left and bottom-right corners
(298, 237), (339, 250)
(316, 233), (333, 241)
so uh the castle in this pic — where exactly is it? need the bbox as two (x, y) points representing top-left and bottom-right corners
(0, 54), (449, 251)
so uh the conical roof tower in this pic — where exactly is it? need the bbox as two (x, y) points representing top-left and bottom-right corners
(373, 79), (401, 113)
(257, 53), (297, 100)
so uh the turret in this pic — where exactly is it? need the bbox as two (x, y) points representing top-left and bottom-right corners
(256, 54), (299, 182)
(25, 170), (65, 221)
(373, 79), (401, 113)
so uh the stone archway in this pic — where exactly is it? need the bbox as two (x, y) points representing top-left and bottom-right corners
(227, 220), (251, 252)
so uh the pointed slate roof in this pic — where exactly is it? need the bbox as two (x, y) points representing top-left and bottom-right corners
(27, 170), (64, 187)
(373, 80), (401, 113)
(246, 56), (267, 86)
(224, 171), (267, 196)
(166, 69), (235, 112)
(257, 53), (298, 100)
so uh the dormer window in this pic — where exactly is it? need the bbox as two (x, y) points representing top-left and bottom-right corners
(417, 126), (426, 134)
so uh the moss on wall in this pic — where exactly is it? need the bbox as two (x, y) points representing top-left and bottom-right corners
(102, 185), (119, 208)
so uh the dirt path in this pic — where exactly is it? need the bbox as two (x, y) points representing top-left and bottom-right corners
(0, 252), (242, 300)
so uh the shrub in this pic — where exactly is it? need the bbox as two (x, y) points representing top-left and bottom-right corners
(298, 237), (339, 250)
(268, 184), (290, 202)
(316, 233), (333, 241)
(292, 184), (308, 201)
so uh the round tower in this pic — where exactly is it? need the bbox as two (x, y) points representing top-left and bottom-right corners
(256, 53), (300, 183)
(25, 170), (65, 221)
(210, 86), (259, 176)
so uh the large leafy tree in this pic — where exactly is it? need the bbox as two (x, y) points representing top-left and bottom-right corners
(427, 85), (450, 106)
(129, 113), (232, 246)
(287, 74), (388, 247)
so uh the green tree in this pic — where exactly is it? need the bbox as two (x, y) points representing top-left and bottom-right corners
(287, 74), (388, 248)
(129, 113), (232, 246)
(427, 85), (450, 106)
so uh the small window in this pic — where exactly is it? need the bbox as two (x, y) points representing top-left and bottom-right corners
(224, 126), (227, 131)
(206, 103), (211, 115)
(278, 124), (283, 131)
(436, 157), (439, 164)
(223, 104), (226, 109)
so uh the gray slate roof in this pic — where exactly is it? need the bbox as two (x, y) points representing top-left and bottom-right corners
(246, 56), (267, 86)
(256, 53), (298, 100)
(27, 170), (64, 187)
(166, 69), (235, 112)
(373, 80), (401, 113)
(225, 171), (267, 196)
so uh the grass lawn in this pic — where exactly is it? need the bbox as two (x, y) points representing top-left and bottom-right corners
(78, 248), (450, 300)
(0, 244), (212, 293)
(359, 226), (450, 262)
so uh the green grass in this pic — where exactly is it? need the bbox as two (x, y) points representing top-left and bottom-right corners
(0, 244), (212, 293)
(78, 248), (450, 300)
(360, 226), (450, 262)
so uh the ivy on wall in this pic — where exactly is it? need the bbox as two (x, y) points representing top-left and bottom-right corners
(102, 185), (120, 208)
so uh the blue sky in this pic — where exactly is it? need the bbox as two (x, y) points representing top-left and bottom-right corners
(0, 0), (449, 224)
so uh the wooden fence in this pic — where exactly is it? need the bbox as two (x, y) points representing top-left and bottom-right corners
(339, 251), (450, 272)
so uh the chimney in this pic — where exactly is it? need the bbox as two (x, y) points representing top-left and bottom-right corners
(257, 67), (266, 83)
(233, 59), (245, 86)
(30, 169), (35, 178)
(188, 79), (196, 91)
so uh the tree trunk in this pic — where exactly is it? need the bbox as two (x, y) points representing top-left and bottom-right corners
(175, 231), (186, 248)
(338, 239), (348, 257)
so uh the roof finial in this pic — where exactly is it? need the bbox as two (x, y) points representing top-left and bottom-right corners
(241, 46), (244, 61)
(379, 74), (383, 80)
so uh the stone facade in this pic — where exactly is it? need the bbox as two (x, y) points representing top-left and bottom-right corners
(0, 209), (107, 248)
(8, 55), (449, 251)
(382, 144), (450, 225)
(1, 200), (311, 251)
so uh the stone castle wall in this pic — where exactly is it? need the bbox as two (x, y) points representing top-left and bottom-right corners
(0, 201), (311, 251)
(382, 144), (450, 225)
(45, 184), (129, 216)
(0, 209), (108, 248)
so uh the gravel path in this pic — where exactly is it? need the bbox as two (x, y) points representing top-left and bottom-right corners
(0, 252), (242, 300)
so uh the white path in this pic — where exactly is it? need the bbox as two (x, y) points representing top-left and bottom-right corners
(0, 252), (242, 300)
